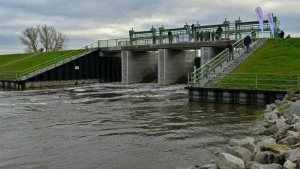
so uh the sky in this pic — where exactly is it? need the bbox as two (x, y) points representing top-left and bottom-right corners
(0, 0), (299, 54)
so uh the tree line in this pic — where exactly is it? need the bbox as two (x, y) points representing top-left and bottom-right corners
(20, 25), (68, 53)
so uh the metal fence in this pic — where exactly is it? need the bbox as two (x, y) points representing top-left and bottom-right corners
(216, 73), (300, 90)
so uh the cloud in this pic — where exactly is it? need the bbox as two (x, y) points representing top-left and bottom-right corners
(0, 0), (299, 54)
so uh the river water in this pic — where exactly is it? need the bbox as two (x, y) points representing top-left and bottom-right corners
(0, 83), (264, 169)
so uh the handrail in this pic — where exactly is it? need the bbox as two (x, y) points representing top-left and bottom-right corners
(216, 73), (300, 90)
(187, 30), (255, 87)
(0, 42), (98, 80)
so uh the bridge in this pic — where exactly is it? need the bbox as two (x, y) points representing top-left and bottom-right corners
(0, 16), (280, 90)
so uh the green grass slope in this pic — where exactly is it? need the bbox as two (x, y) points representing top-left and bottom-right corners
(0, 50), (86, 72)
(0, 49), (88, 80)
(0, 53), (35, 67)
(219, 38), (300, 90)
(231, 38), (300, 74)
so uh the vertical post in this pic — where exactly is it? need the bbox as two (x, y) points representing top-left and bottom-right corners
(218, 73), (221, 88)
(107, 40), (108, 47)
(193, 67), (196, 85)
(255, 74), (258, 89)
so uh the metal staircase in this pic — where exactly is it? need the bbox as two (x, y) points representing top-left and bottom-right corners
(187, 30), (258, 87)
(203, 38), (267, 87)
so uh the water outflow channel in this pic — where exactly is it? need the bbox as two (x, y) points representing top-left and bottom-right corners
(0, 83), (264, 169)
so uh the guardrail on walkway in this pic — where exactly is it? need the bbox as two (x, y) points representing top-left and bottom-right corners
(187, 30), (255, 87)
(0, 42), (98, 81)
(216, 73), (300, 90)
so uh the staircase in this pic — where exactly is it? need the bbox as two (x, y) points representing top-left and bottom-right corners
(203, 38), (268, 87)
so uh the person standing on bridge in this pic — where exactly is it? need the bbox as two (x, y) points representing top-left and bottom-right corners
(244, 35), (252, 53)
(216, 25), (223, 41)
(227, 41), (234, 61)
(191, 24), (195, 33)
(168, 31), (173, 43)
(200, 31), (204, 42)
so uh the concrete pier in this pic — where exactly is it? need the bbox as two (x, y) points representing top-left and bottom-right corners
(121, 51), (158, 84)
(158, 49), (194, 85)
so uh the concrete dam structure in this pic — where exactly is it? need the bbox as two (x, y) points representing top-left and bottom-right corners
(0, 16), (280, 91)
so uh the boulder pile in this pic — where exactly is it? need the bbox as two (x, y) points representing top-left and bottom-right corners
(192, 92), (300, 169)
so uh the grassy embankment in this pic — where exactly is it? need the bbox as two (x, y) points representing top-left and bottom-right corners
(0, 53), (35, 67)
(218, 38), (300, 90)
(0, 49), (87, 79)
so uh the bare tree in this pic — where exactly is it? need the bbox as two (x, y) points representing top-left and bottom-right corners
(20, 25), (68, 53)
(20, 27), (39, 53)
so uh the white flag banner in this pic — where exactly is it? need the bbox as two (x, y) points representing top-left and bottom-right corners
(255, 7), (264, 33)
(267, 13), (275, 37)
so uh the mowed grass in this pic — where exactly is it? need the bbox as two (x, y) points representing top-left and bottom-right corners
(0, 49), (86, 72)
(230, 38), (300, 74)
(219, 38), (300, 90)
(0, 53), (35, 67)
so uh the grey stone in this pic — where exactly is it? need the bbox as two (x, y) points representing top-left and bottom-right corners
(199, 164), (218, 169)
(275, 120), (292, 135)
(295, 122), (300, 132)
(250, 163), (282, 169)
(257, 138), (277, 149)
(290, 115), (300, 124)
(228, 146), (253, 163)
(284, 101), (300, 120)
(278, 136), (299, 145)
(287, 148), (300, 163)
(254, 151), (285, 165)
(229, 137), (255, 153)
(290, 97), (298, 102)
(245, 161), (260, 169)
(275, 100), (282, 106)
(283, 160), (296, 169)
(265, 112), (279, 121)
(218, 153), (245, 169)
(287, 131), (300, 139)
(259, 125), (278, 135)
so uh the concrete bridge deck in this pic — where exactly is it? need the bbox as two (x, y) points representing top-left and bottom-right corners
(100, 40), (235, 52)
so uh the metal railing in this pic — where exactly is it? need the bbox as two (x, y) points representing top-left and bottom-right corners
(216, 73), (300, 90)
(0, 42), (98, 81)
(187, 30), (255, 87)
(98, 38), (130, 48)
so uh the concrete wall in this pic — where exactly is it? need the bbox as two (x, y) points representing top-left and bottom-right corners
(25, 79), (99, 89)
(122, 51), (158, 84)
(99, 51), (121, 57)
(158, 49), (195, 86)
(187, 87), (287, 106)
(201, 47), (224, 66)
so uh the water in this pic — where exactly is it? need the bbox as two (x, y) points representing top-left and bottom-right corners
(0, 83), (264, 169)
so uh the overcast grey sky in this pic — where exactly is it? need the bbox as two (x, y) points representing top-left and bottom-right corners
(0, 0), (299, 54)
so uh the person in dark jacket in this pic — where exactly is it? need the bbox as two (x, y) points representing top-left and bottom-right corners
(168, 31), (172, 43)
(279, 30), (285, 38)
(244, 35), (252, 53)
(216, 25), (223, 40)
(200, 31), (204, 42)
(196, 31), (200, 42)
(191, 24), (195, 33)
(227, 41), (234, 61)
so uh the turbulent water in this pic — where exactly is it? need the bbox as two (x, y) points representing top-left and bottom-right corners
(0, 83), (264, 169)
